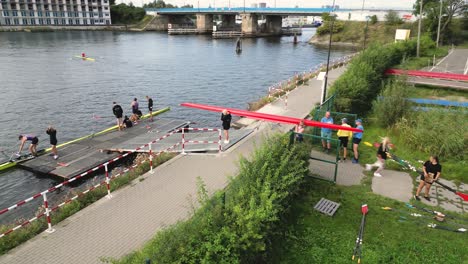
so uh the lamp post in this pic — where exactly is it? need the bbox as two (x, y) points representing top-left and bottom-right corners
(363, 15), (370, 49)
(416, 0), (423, 57)
(436, 0), (443, 47)
(322, 0), (336, 104)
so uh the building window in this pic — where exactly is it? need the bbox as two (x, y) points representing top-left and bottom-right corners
(46, 11), (50, 17)
(30, 19), (36, 25)
(90, 19), (94, 25)
(21, 11), (26, 16)
(54, 18), (58, 24)
(68, 18), (72, 24)
(13, 11), (18, 16)
(2, 11), (9, 16)
(5, 18), (11, 25)
(30, 11), (34, 16)
(83, 19), (87, 25)
(75, 18), (79, 24)
(22, 18), (28, 25)
(106, 20), (109, 25)
(61, 18), (66, 24)
(38, 11), (43, 17)
(53, 11), (58, 17)
(68, 11), (72, 17)
(39, 18), (44, 24)
(14, 18), (19, 25)
(46, 18), (51, 24)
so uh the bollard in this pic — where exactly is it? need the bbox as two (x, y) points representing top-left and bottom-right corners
(149, 143), (154, 174)
(181, 128), (186, 155)
(104, 164), (112, 199)
(218, 129), (222, 153)
(42, 193), (55, 233)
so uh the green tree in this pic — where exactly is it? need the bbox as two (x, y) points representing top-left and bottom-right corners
(413, 0), (467, 43)
(370, 15), (378, 24)
(385, 10), (403, 25)
(143, 0), (177, 8)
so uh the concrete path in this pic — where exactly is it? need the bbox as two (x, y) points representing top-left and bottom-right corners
(371, 170), (413, 203)
(0, 64), (347, 264)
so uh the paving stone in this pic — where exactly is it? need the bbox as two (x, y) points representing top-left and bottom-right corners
(437, 188), (462, 202)
(459, 183), (467, 192)
(439, 201), (463, 213)
(420, 196), (439, 207)
(438, 178), (457, 189)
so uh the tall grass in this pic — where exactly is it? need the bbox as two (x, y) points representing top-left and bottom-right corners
(372, 79), (412, 128)
(396, 110), (467, 159)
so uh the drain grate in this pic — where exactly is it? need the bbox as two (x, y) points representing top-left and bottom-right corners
(314, 198), (341, 216)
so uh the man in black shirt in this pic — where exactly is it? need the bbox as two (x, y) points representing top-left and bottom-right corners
(414, 156), (442, 201)
(112, 102), (124, 131)
(146, 96), (154, 121)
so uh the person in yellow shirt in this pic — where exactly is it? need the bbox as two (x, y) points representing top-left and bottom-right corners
(337, 118), (353, 162)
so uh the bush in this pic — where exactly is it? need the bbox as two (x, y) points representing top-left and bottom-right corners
(396, 110), (466, 159)
(372, 79), (412, 128)
(385, 10), (403, 25)
(316, 20), (345, 35)
(115, 135), (310, 263)
(370, 15), (378, 25)
(330, 40), (417, 116)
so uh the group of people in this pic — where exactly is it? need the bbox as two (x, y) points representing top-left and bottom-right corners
(113, 96), (154, 131)
(17, 126), (58, 160)
(298, 111), (442, 202)
(319, 111), (364, 164)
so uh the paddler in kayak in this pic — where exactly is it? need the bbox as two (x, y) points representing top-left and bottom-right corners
(17, 134), (39, 157)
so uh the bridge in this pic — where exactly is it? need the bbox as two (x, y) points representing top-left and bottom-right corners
(144, 7), (349, 37)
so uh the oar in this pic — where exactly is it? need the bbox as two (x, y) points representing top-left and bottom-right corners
(352, 204), (368, 263)
(435, 180), (468, 202)
(406, 203), (468, 222)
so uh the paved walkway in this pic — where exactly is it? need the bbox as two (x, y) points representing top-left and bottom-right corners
(0, 65), (347, 264)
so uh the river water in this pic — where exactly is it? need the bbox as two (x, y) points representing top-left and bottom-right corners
(0, 29), (351, 224)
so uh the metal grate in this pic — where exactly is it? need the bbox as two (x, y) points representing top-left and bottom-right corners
(314, 198), (341, 216)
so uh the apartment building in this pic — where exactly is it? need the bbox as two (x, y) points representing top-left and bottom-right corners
(0, 0), (111, 26)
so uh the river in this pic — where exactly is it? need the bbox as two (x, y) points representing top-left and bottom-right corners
(0, 29), (351, 224)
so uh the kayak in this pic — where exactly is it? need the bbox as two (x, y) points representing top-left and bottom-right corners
(74, 55), (95, 61)
(180, 102), (362, 132)
(0, 107), (170, 172)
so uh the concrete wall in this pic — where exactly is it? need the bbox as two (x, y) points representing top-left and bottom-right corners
(221, 15), (236, 28)
(241, 13), (258, 35)
(145, 15), (193, 31)
(196, 14), (213, 33)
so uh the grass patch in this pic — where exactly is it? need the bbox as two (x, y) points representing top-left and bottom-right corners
(0, 153), (176, 255)
(357, 122), (466, 184)
(267, 178), (468, 263)
(132, 15), (154, 30)
(396, 46), (449, 70)
(406, 85), (468, 102)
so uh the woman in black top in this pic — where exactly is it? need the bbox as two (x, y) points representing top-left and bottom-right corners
(414, 156), (442, 201)
(221, 109), (232, 144)
(46, 126), (58, 160)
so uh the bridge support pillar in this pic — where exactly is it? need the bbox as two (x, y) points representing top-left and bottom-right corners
(196, 14), (213, 33)
(241, 13), (258, 36)
(265, 15), (283, 35)
(221, 14), (236, 29)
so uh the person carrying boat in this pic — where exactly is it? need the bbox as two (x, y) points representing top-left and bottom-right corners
(146, 95), (154, 121)
(221, 109), (232, 144)
(17, 134), (39, 157)
(46, 126), (58, 160)
(414, 156), (441, 201)
(131, 98), (139, 115)
(112, 102), (124, 131)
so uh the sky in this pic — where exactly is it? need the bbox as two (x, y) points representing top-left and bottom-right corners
(126, 0), (416, 9)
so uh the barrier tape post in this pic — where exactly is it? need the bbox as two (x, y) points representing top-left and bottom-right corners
(105, 164), (112, 199)
(42, 193), (55, 233)
(181, 128), (186, 155)
(149, 143), (154, 174)
(218, 129), (222, 153)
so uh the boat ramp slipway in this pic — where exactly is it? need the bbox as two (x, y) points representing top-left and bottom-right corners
(14, 110), (253, 180)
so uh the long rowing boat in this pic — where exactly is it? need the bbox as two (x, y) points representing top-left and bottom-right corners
(0, 107), (170, 172)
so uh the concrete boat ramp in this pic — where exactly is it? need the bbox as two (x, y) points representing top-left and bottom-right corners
(19, 118), (253, 179)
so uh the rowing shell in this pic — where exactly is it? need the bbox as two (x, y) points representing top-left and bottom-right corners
(74, 55), (96, 61)
(0, 107), (170, 172)
(180, 102), (362, 132)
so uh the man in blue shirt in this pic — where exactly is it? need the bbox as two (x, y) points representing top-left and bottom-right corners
(320, 111), (333, 153)
(352, 119), (364, 163)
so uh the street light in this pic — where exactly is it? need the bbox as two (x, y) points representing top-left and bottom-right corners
(322, 0), (336, 104)
(363, 15), (371, 49)
(416, 0), (423, 57)
(436, 0), (443, 47)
